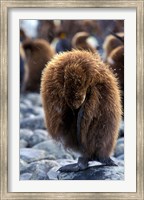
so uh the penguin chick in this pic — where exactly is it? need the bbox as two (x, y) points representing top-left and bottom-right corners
(107, 45), (124, 114)
(103, 32), (124, 62)
(22, 38), (55, 92)
(72, 32), (96, 53)
(107, 45), (124, 90)
(41, 50), (122, 172)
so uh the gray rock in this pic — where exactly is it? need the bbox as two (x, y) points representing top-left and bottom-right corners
(119, 120), (124, 137)
(30, 169), (49, 180)
(23, 113), (36, 119)
(20, 113), (23, 119)
(20, 99), (32, 107)
(32, 140), (74, 159)
(20, 173), (32, 180)
(111, 157), (124, 166)
(34, 129), (49, 136)
(20, 116), (46, 130)
(20, 103), (28, 112)
(114, 143), (124, 157)
(28, 131), (49, 147)
(26, 93), (42, 106)
(20, 104), (35, 115)
(20, 139), (28, 148)
(20, 148), (50, 163)
(33, 107), (44, 116)
(117, 137), (124, 146)
(58, 165), (124, 180)
(47, 166), (60, 180)
(117, 154), (124, 160)
(57, 159), (77, 166)
(20, 129), (34, 142)
(20, 160), (59, 180)
(20, 159), (28, 172)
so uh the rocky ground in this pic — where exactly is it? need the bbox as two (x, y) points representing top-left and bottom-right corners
(20, 93), (124, 180)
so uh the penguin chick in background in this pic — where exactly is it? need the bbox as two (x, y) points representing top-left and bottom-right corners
(107, 45), (124, 114)
(103, 32), (124, 62)
(41, 50), (122, 172)
(22, 38), (55, 92)
(72, 32), (97, 53)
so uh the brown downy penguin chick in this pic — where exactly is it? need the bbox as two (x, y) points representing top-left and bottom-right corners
(41, 50), (122, 172)
(72, 32), (96, 53)
(107, 45), (124, 90)
(107, 45), (124, 113)
(103, 32), (124, 62)
(22, 39), (55, 92)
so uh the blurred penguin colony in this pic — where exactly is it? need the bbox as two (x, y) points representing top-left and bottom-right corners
(20, 20), (124, 108)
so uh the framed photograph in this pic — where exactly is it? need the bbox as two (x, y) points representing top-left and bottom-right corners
(0, 0), (143, 199)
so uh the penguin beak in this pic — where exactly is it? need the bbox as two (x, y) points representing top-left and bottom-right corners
(81, 94), (86, 104)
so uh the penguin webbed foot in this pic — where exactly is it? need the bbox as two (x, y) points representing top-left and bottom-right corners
(58, 157), (89, 172)
(96, 157), (118, 166)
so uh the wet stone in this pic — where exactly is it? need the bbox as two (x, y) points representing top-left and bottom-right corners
(28, 130), (49, 147)
(20, 160), (59, 180)
(20, 159), (28, 172)
(20, 139), (28, 148)
(119, 120), (124, 137)
(32, 140), (74, 159)
(26, 93), (42, 106)
(20, 173), (32, 180)
(117, 154), (124, 160)
(20, 116), (46, 130)
(20, 129), (34, 142)
(117, 137), (124, 146)
(33, 107), (44, 116)
(114, 143), (124, 157)
(47, 166), (60, 180)
(58, 165), (124, 180)
(20, 148), (50, 163)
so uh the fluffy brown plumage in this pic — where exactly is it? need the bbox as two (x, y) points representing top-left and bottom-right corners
(41, 50), (122, 162)
(22, 38), (55, 92)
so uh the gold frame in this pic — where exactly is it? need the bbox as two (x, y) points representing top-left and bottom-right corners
(0, 0), (143, 199)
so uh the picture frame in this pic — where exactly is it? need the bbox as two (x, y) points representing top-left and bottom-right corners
(0, 0), (143, 199)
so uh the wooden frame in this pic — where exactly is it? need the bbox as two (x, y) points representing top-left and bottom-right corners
(0, 0), (143, 199)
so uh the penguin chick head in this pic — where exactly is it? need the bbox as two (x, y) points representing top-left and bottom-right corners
(64, 64), (88, 110)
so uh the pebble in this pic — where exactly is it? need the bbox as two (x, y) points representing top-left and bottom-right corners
(20, 116), (46, 130)
(20, 160), (59, 180)
(117, 137), (124, 145)
(20, 139), (28, 148)
(20, 173), (32, 180)
(114, 143), (124, 157)
(30, 169), (49, 180)
(32, 140), (74, 159)
(117, 154), (124, 161)
(28, 130), (49, 147)
(47, 166), (60, 180)
(20, 148), (51, 163)
(20, 159), (28, 172)
(20, 129), (34, 142)
(58, 164), (124, 180)
(119, 120), (124, 137)
(26, 93), (42, 106)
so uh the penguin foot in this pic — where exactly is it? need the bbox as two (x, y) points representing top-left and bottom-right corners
(58, 157), (89, 172)
(96, 157), (118, 166)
